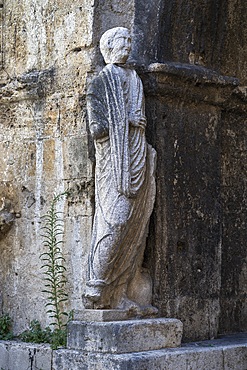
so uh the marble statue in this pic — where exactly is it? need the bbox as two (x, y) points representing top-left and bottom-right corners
(85, 27), (156, 315)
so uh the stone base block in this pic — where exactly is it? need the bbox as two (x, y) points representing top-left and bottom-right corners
(0, 341), (52, 370)
(67, 317), (183, 353)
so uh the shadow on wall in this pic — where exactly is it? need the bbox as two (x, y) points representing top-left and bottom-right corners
(133, 0), (247, 82)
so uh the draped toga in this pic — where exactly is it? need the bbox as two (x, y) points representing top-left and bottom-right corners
(86, 63), (156, 308)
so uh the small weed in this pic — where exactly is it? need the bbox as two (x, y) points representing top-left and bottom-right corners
(19, 320), (68, 350)
(50, 327), (67, 350)
(0, 313), (13, 340)
(19, 320), (52, 344)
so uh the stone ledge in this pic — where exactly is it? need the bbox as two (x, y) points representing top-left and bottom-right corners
(138, 62), (247, 111)
(67, 318), (183, 353)
(147, 62), (239, 87)
(54, 332), (247, 370)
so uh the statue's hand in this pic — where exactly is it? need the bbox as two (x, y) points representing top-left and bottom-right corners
(90, 122), (109, 140)
(129, 113), (146, 130)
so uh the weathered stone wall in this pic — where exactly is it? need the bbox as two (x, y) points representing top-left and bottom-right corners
(0, 0), (135, 333)
(220, 107), (247, 334)
(140, 63), (240, 341)
(0, 0), (97, 333)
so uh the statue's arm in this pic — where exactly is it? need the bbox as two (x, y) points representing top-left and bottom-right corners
(87, 76), (109, 140)
(128, 72), (146, 130)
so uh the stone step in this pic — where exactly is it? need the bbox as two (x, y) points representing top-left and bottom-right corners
(0, 332), (246, 369)
(54, 332), (247, 370)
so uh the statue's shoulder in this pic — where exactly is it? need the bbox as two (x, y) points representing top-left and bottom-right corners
(88, 64), (113, 88)
(100, 63), (118, 76)
(88, 73), (105, 96)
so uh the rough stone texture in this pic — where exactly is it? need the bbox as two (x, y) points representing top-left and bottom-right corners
(138, 62), (237, 341)
(132, 8), (247, 341)
(220, 109), (247, 334)
(0, 0), (98, 333)
(131, 0), (247, 341)
(133, 0), (247, 84)
(0, 341), (52, 370)
(67, 318), (183, 353)
(0, 198), (17, 239)
(140, 61), (246, 340)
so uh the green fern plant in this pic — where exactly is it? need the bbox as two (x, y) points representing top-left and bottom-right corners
(40, 191), (69, 331)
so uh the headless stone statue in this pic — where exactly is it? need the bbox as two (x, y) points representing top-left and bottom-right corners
(85, 27), (157, 315)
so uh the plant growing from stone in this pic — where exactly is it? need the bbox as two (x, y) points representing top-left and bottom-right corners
(19, 320), (52, 344)
(40, 191), (69, 332)
(19, 191), (72, 349)
(0, 313), (13, 340)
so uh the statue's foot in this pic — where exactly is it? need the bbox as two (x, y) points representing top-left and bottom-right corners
(84, 286), (102, 309)
(117, 297), (159, 318)
(139, 304), (159, 317)
(117, 297), (142, 316)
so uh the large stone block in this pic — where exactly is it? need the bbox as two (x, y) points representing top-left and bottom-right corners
(67, 318), (183, 353)
(0, 341), (52, 370)
(0, 342), (8, 369)
(223, 344), (247, 370)
(54, 333), (247, 370)
(97, 347), (224, 370)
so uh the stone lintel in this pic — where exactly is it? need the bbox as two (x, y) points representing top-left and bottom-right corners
(67, 317), (183, 353)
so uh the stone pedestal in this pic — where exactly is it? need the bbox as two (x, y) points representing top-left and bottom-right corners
(67, 315), (183, 354)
